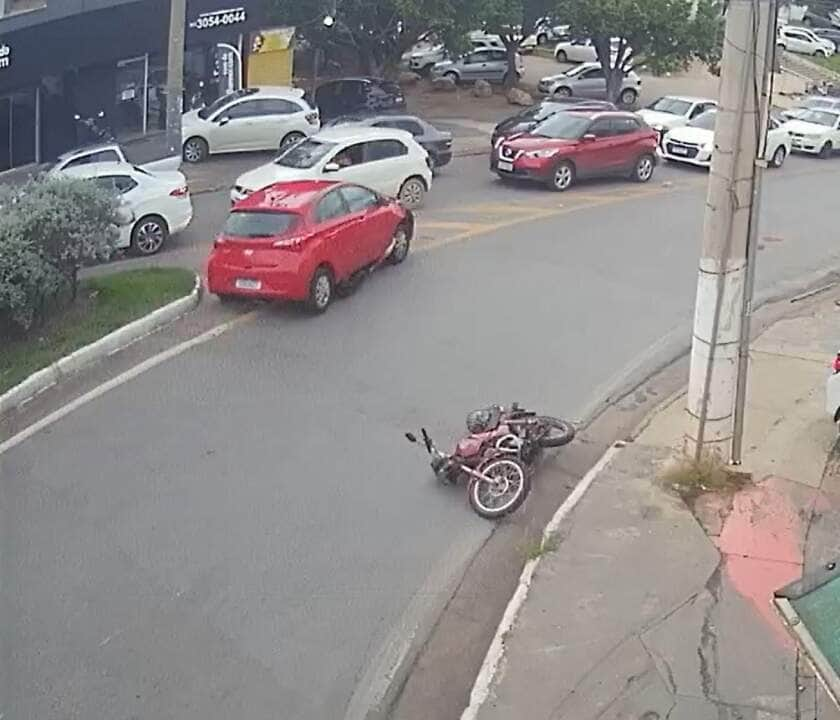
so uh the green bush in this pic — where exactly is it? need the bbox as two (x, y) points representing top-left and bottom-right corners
(0, 176), (120, 334)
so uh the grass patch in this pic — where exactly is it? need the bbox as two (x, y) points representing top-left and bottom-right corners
(813, 54), (840, 76)
(0, 267), (195, 395)
(659, 450), (751, 503)
(523, 534), (559, 561)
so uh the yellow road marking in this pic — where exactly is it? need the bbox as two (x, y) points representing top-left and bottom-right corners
(416, 220), (493, 231)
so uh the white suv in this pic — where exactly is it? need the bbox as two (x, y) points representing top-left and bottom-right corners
(181, 87), (320, 163)
(777, 25), (836, 56)
(231, 126), (433, 209)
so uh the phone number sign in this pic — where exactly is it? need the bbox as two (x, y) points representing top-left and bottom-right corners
(189, 7), (247, 30)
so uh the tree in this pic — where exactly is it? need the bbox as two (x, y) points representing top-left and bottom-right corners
(471, 0), (526, 88)
(554, 0), (724, 103)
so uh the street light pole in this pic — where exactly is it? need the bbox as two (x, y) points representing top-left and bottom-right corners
(685, 0), (775, 460)
(166, 0), (187, 160)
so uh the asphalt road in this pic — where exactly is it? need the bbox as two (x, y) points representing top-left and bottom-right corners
(3, 150), (840, 719)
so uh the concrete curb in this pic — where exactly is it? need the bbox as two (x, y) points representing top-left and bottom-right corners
(0, 273), (202, 417)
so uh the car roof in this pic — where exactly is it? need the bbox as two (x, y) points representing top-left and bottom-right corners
(312, 125), (414, 142)
(233, 180), (339, 212)
(249, 86), (306, 98)
(660, 95), (717, 103)
(60, 161), (140, 178)
(56, 142), (123, 162)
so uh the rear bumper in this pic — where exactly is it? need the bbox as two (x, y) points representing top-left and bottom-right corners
(206, 255), (310, 301)
(432, 149), (453, 166)
(169, 201), (194, 234)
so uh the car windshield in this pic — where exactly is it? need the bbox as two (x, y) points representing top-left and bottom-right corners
(688, 110), (717, 130)
(532, 112), (592, 139)
(198, 88), (256, 120)
(274, 139), (337, 168)
(647, 97), (692, 116)
(223, 211), (299, 238)
(803, 97), (839, 109)
(798, 110), (839, 127)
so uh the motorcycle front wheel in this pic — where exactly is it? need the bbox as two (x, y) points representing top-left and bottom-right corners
(468, 458), (530, 519)
(535, 416), (576, 448)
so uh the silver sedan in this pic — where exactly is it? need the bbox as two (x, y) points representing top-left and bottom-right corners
(538, 62), (642, 106)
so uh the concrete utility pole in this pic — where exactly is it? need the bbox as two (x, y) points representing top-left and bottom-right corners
(165, 0), (187, 159)
(685, 0), (776, 460)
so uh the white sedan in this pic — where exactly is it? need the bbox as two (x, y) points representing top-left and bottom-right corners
(661, 109), (792, 168)
(637, 95), (718, 134)
(231, 126), (434, 209)
(181, 86), (320, 163)
(553, 36), (626, 63)
(61, 162), (193, 255)
(782, 108), (840, 158)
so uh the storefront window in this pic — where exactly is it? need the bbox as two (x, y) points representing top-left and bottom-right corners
(0, 87), (37, 171)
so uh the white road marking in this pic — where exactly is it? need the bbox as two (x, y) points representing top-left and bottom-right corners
(0, 312), (255, 457)
(459, 442), (624, 720)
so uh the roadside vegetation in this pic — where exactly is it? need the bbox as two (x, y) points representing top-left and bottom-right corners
(659, 449), (751, 503)
(813, 53), (840, 76)
(0, 267), (195, 395)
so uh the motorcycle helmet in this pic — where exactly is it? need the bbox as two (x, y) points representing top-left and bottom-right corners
(466, 407), (500, 434)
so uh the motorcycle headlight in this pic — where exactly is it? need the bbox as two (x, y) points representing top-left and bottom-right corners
(524, 148), (559, 158)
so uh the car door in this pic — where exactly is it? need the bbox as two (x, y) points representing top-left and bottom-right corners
(311, 188), (364, 280)
(462, 50), (489, 81)
(210, 99), (263, 152)
(608, 116), (648, 171)
(486, 49), (509, 81)
(250, 98), (303, 150)
(94, 173), (141, 248)
(575, 66), (607, 98)
(338, 184), (393, 263)
(575, 117), (621, 176)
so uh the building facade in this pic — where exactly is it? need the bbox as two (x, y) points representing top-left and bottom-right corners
(0, 0), (265, 170)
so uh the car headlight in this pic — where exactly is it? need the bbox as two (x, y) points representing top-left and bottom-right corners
(702, 142), (713, 152)
(524, 148), (559, 158)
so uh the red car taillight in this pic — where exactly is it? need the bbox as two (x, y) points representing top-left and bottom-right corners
(170, 185), (189, 198)
(272, 235), (308, 250)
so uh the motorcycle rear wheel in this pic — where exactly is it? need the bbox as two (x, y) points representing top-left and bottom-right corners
(468, 458), (530, 519)
(535, 416), (576, 448)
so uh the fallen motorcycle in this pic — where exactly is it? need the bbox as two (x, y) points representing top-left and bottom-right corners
(405, 404), (575, 520)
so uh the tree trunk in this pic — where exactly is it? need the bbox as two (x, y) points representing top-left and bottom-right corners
(503, 41), (519, 89)
(605, 68), (625, 104)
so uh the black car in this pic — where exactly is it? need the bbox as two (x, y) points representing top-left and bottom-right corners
(314, 78), (406, 120)
(491, 98), (616, 147)
(325, 113), (454, 169)
(813, 27), (840, 45)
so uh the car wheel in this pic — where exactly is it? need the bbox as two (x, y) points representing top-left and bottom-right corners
(182, 136), (208, 163)
(307, 266), (334, 313)
(443, 71), (459, 84)
(553, 86), (572, 98)
(819, 141), (834, 159)
(131, 215), (169, 256)
(771, 145), (787, 168)
(279, 131), (305, 151)
(619, 88), (638, 106)
(537, 33), (548, 46)
(556, 49), (568, 63)
(388, 224), (411, 264)
(398, 176), (427, 209)
(548, 160), (575, 191)
(633, 153), (655, 183)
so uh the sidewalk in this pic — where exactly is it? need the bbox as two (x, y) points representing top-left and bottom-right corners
(467, 291), (840, 720)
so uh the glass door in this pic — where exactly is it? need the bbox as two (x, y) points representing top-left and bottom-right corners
(115, 55), (148, 139)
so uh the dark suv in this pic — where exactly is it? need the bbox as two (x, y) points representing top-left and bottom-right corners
(314, 78), (406, 120)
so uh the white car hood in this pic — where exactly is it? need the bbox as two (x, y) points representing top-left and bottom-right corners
(638, 109), (685, 129)
(783, 119), (831, 134)
(664, 126), (713, 145)
(236, 161), (315, 191)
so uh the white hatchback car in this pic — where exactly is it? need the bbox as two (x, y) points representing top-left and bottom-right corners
(777, 25), (836, 57)
(637, 95), (718, 134)
(661, 109), (792, 168)
(61, 162), (193, 255)
(231, 126), (434, 209)
(553, 36), (626, 63)
(782, 108), (840, 158)
(181, 87), (320, 163)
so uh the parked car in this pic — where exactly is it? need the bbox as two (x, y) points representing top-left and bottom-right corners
(401, 33), (447, 74)
(660, 109), (792, 168)
(777, 25), (836, 56)
(231, 126), (433, 209)
(468, 30), (506, 51)
(490, 110), (658, 191)
(325, 114), (453, 169)
(553, 36), (627, 64)
(208, 180), (413, 312)
(782, 108), (840, 157)
(314, 77), (406, 120)
(537, 62), (642, 105)
(534, 17), (570, 46)
(637, 95), (718, 135)
(61, 161), (193, 255)
(431, 47), (523, 84)
(780, 95), (840, 121)
(181, 86), (320, 163)
(813, 27), (840, 45)
(491, 98), (616, 147)
(48, 142), (179, 174)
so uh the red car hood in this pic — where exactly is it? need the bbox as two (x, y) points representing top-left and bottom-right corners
(503, 134), (579, 151)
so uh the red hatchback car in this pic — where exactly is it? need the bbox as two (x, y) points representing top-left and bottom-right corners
(491, 110), (658, 191)
(207, 180), (412, 312)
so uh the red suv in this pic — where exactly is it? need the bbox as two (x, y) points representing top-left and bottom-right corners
(491, 110), (658, 191)
(207, 180), (412, 313)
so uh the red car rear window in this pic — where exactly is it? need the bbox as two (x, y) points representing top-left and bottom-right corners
(223, 211), (299, 239)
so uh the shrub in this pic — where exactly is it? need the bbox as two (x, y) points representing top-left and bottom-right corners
(0, 176), (120, 334)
